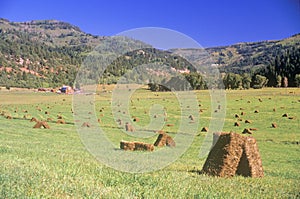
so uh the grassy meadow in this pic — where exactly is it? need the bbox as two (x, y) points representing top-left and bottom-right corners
(0, 87), (299, 198)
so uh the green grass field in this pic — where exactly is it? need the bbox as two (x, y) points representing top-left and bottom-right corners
(0, 88), (299, 198)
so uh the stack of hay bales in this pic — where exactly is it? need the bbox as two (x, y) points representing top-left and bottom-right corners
(81, 122), (91, 127)
(154, 132), (175, 147)
(33, 121), (50, 129)
(202, 132), (264, 177)
(57, 119), (66, 124)
(120, 141), (154, 151)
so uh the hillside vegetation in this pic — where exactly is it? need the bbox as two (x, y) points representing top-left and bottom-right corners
(0, 18), (299, 89)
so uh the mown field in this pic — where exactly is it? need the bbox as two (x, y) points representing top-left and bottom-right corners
(0, 87), (299, 198)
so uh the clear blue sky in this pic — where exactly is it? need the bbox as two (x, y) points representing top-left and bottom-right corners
(0, 0), (299, 47)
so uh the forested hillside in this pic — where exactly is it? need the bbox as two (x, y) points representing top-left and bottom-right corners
(0, 18), (299, 89)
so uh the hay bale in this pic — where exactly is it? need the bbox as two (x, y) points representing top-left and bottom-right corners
(271, 123), (277, 128)
(166, 124), (174, 127)
(245, 120), (252, 124)
(189, 114), (194, 121)
(202, 133), (244, 177)
(116, 119), (122, 125)
(273, 108), (276, 112)
(57, 119), (66, 124)
(201, 127), (209, 132)
(45, 111), (49, 114)
(6, 115), (12, 119)
(241, 112), (245, 116)
(242, 128), (253, 134)
(81, 122), (91, 127)
(33, 121), (50, 129)
(125, 122), (135, 132)
(133, 117), (139, 122)
(120, 141), (154, 151)
(235, 114), (240, 118)
(282, 113), (288, 117)
(288, 117), (294, 120)
(154, 132), (175, 147)
(249, 128), (258, 131)
(254, 110), (259, 113)
(234, 122), (240, 126)
(202, 132), (264, 177)
(57, 115), (63, 119)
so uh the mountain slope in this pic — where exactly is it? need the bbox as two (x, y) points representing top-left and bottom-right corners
(206, 33), (300, 73)
(0, 18), (299, 89)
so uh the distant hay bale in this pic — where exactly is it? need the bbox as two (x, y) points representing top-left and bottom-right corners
(154, 132), (175, 147)
(254, 110), (259, 113)
(241, 112), (245, 116)
(258, 98), (263, 102)
(30, 117), (38, 122)
(45, 111), (49, 115)
(235, 114), (240, 118)
(271, 123), (277, 128)
(273, 108), (276, 112)
(116, 119), (122, 125)
(245, 120), (252, 124)
(202, 132), (264, 177)
(133, 117), (140, 122)
(288, 117), (294, 120)
(234, 122), (240, 127)
(120, 140), (154, 151)
(189, 115), (194, 121)
(81, 122), (91, 127)
(6, 115), (12, 119)
(57, 119), (66, 124)
(166, 124), (174, 127)
(249, 128), (258, 131)
(57, 115), (63, 119)
(242, 128), (253, 134)
(125, 122), (135, 132)
(33, 121), (50, 129)
(97, 118), (101, 123)
(282, 113), (288, 117)
(240, 108), (245, 110)
(201, 127), (209, 132)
